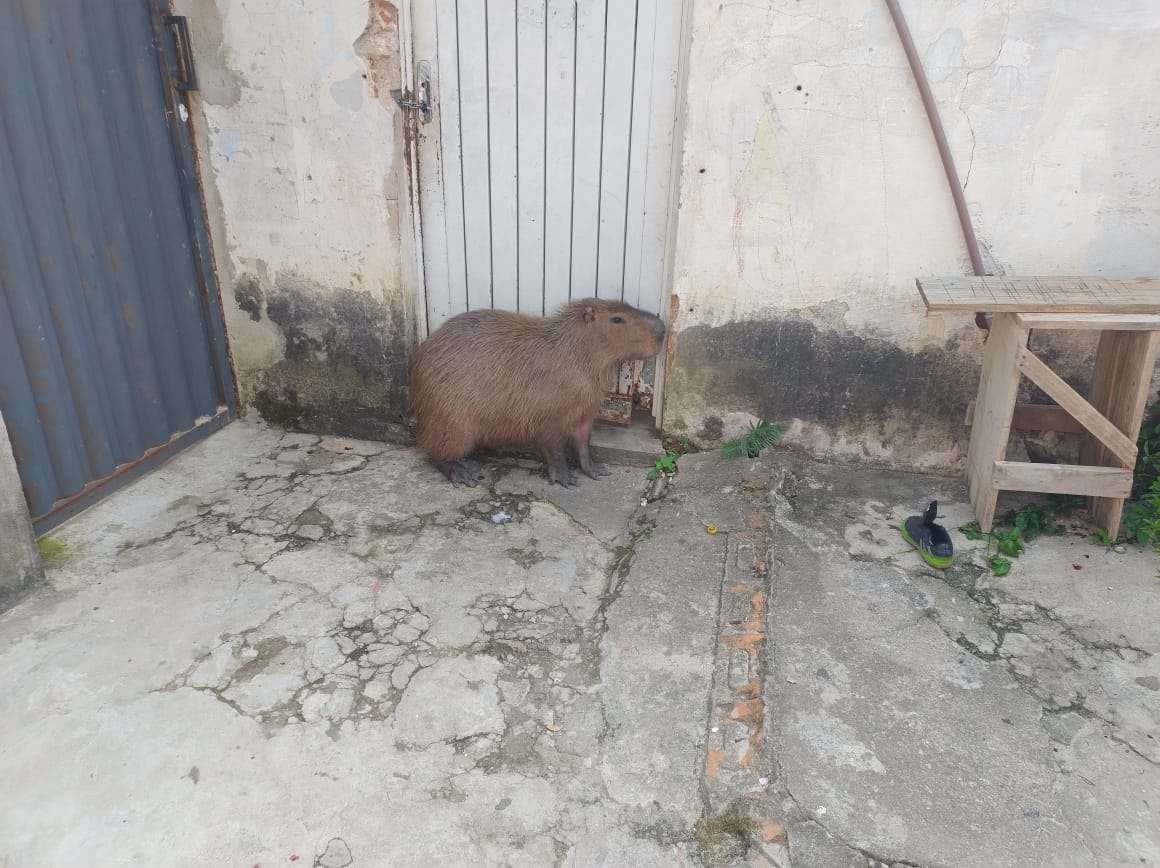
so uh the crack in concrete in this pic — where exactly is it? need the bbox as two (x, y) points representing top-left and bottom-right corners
(579, 510), (657, 685)
(698, 529), (734, 818)
(917, 559), (1160, 769)
(157, 589), (437, 731)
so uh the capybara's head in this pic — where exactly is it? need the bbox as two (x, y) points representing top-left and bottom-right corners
(561, 298), (667, 362)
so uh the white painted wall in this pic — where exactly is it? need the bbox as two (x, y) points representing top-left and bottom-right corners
(176, 0), (411, 405)
(177, 0), (1160, 463)
(667, 0), (1160, 468)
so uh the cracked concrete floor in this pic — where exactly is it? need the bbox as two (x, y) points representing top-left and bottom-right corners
(764, 454), (1160, 868)
(1, 421), (1159, 867)
(1, 420), (728, 867)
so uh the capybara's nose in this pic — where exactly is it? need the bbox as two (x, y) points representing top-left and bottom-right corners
(650, 315), (666, 343)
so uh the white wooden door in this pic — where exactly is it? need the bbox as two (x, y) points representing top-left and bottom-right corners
(409, 0), (685, 419)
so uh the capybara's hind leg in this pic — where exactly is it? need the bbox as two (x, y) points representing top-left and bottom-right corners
(572, 420), (610, 480)
(541, 439), (578, 488)
(425, 425), (482, 486)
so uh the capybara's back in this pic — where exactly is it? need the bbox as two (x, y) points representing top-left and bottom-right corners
(410, 299), (665, 485)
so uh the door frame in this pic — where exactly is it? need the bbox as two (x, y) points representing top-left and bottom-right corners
(395, 0), (693, 427)
(29, 1), (239, 533)
(149, 0), (239, 419)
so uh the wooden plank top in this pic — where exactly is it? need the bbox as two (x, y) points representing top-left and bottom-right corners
(1014, 312), (1160, 330)
(917, 276), (1160, 313)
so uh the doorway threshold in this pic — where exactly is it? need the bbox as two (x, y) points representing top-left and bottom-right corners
(591, 410), (664, 468)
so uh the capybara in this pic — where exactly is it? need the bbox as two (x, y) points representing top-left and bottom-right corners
(410, 299), (667, 487)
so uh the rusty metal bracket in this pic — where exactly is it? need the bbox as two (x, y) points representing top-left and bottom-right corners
(165, 16), (198, 91)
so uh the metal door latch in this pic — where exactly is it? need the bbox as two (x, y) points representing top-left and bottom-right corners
(391, 61), (432, 123)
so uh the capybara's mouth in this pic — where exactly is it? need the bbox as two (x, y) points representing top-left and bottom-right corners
(648, 318), (666, 355)
(625, 335), (665, 361)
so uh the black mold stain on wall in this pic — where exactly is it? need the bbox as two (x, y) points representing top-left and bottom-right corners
(247, 274), (412, 441)
(234, 276), (263, 322)
(669, 314), (1102, 468)
(672, 318), (981, 432)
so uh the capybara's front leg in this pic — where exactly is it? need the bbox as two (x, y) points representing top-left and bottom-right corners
(437, 458), (484, 487)
(541, 439), (578, 488)
(572, 420), (610, 480)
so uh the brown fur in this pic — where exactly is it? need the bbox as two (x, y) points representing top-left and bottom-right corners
(410, 298), (666, 485)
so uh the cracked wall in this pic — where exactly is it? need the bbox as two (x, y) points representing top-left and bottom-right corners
(666, 0), (1160, 471)
(174, 0), (415, 437)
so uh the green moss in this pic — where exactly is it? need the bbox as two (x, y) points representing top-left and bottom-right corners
(36, 536), (70, 568)
(694, 808), (755, 859)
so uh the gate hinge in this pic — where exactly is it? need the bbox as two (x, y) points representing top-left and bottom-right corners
(391, 61), (432, 123)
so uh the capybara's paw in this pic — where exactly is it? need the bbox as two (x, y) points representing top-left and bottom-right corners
(583, 461), (611, 479)
(438, 460), (483, 486)
(547, 459), (579, 488)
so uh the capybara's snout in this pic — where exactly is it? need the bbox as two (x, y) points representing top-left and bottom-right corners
(638, 312), (666, 357)
(648, 313), (666, 345)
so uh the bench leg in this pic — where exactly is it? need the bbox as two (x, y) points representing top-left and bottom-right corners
(1079, 331), (1160, 539)
(966, 314), (1028, 531)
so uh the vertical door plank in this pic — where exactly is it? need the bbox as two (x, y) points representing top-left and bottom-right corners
(456, 0), (494, 308)
(515, 0), (546, 314)
(569, 0), (606, 299)
(418, 0), (683, 321)
(417, 2), (451, 330)
(594, 0), (638, 299)
(542, 0), (576, 315)
(486, 0), (519, 310)
(437, 1), (471, 323)
(621, 0), (657, 310)
(634, 0), (682, 315)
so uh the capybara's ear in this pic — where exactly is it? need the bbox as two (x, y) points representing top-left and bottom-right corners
(583, 305), (596, 323)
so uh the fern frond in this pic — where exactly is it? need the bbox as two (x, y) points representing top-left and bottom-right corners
(721, 420), (786, 459)
(720, 438), (749, 460)
(746, 421), (786, 454)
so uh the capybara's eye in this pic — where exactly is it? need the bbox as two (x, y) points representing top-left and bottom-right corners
(611, 316), (625, 324)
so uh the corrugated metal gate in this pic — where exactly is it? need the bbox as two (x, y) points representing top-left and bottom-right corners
(0, 1), (234, 532)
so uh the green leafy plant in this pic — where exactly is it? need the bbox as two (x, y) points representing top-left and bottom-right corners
(991, 526), (1026, 558)
(1134, 411), (1160, 497)
(1124, 476), (1160, 549)
(721, 420), (786, 460)
(1001, 502), (1063, 541)
(662, 433), (697, 457)
(959, 521), (985, 541)
(646, 451), (680, 481)
(1099, 408), (1160, 550)
(1089, 528), (1114, 547)
(960, 501), (1071, 575)
(988, 554), (1012, 577)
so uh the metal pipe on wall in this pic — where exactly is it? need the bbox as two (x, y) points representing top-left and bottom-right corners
(883, 0), (991, 330)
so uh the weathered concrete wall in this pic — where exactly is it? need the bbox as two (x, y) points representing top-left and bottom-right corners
(176, 0), (415, 440)
(665, 0), (1160, 471)
(0, 412), (42, 601)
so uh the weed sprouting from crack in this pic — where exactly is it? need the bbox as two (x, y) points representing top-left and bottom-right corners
(695, 806), (756, 863)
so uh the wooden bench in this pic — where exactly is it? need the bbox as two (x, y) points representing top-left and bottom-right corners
(918, 276), (1160, 537)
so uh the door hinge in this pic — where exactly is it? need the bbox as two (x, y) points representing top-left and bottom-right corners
(391, 61), (432, 123)
(165, 15), (198, 91)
